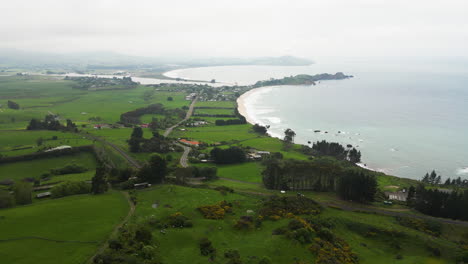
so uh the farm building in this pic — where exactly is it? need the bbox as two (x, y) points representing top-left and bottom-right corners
(36, 192), (52, 199)
(134, 182), (151, 189)
(385, 191), (408, 201)
(45, 145), (72, 152)
(185, 93), (197, 100)
(179, 139), (201, 147)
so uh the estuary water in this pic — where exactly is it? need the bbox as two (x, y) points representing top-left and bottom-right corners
(164, 58), (468, 180)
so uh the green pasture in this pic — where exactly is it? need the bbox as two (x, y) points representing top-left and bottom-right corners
(217, 162), (263, 183)
(0, 130), (92, 157)
(194, 108), (235, 116)
(195, 101), (236, 108)
(0, 152), (97, 182)
(0, 75), (191, 129)
(0, 191), (129, 264)
(134, 185), (461, 264)
(135, 185), (313, 264)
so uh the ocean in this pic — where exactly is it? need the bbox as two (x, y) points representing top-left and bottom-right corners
(164, 58), (468, 180)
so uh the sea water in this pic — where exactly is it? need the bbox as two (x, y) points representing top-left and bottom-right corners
(165, 58), (468, 180)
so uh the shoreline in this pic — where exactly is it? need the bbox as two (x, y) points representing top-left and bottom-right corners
(236, 88), (261, 125)
(237, 86), (387, 174)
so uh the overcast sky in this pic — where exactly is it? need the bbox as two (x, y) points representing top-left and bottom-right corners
(1, 0), (468, 59)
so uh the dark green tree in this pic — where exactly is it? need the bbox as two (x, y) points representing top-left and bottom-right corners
(210, 147), (246, 164)
(138, 154), (167, 183)
(131, 127), (144, 139)
(13, 181), (32, 205)
(0, 190), (15, 208)
(91, 166), (108, 194)
(406, 185), (416, 206)
(7, 100), (20, 110)
(128, 137), (141, 153)
(283, 128), (296, 144)
(337, 168), (377, 203)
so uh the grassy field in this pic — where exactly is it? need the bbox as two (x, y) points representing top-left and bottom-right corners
(217, 162), (263, 183)
(322, 208), (461, 264)
(173, 124), (257, 143)
(0, 75), (190, 129)
(135, 185), (313, 264)
(195, 101), (236, 108)
(0, 152), (97, 182)
(133, 185), (463, 264)
(194, 108), (235, 116)
(0, 191), (129, 264)
(0, 130), (92, 157)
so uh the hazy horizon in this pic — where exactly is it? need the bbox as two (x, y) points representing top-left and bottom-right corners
(2, 0), (468, 59)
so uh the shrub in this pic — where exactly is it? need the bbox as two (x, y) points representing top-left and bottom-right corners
(198, 201), (232, 220)
(258, 196), (322, 220)
(13, 181), (32, 205)
(199, 237), (216, 257)
(135, 226), (152, 244)
(51, 181), (91, 198)
(167, 212), (192, 228)
(309, 237), (359, 264)
(50, 163), (88, 175)
(7, 100), (20, 110)
(234, 216), (254, 230)
(396, 216), (441, 236)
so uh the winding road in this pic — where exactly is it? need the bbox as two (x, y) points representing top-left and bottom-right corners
(175, 143), (191, 168)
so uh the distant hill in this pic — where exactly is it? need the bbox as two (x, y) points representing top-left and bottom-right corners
(0, 49), (313, 70)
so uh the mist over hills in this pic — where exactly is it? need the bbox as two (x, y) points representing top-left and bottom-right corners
(0, 49), (313, 71)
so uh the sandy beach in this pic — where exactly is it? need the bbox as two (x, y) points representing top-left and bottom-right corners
(236, 89), (257, 125)
(236, 86), (275, 125)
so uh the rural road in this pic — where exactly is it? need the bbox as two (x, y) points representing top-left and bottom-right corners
(176, 143), (191, 168)
(163, 95), (198, 137)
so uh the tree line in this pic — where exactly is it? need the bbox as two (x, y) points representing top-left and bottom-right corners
(300, 140), (361, 163)
(27, 115), (78, 132)
(422, 170), (468, 187)
(408, 184), (468, 221)
(128, 127), (172, 153)
(262, 157), (377, 203)
(120, 103), (185, 124)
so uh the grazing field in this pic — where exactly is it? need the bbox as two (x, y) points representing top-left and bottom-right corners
(0, 191), (129, 264)
(217, 162), (263, 183)
(195, 101), (236, 108)
(0, 75), (190, 129)
(135, 185), (313, 264)
(0, 152), (97, 182)
(133, 185), (462, 264)
(0, 130), (92, 157)
(321, 208), (460, 264)
(194, 108), (235, 116)
(173, 124), (258, 143)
